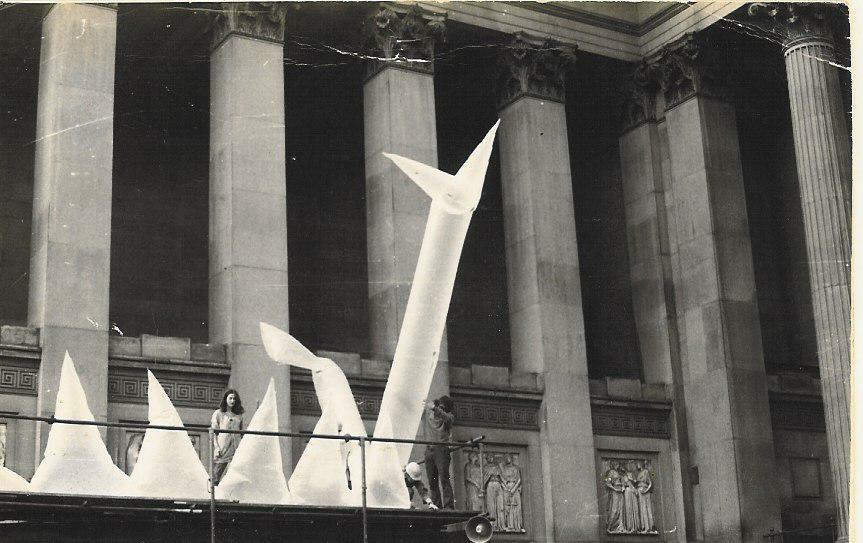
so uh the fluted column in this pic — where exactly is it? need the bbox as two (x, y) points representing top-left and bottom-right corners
(496, 33), (598, 541)
(657, 34), (781, 541)
(749, 5), (851, 539)
(28, 4), (117, 458)
(362, 4), (451, 407)
(209, 3), (292, 471)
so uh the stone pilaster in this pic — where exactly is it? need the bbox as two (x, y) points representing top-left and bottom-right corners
(749, 5), (851, 539)
(362, 4), (451, 410)
(496, 34), (597, 541)
(28, 4), (117, 458)
(657, 34), (781, 541)
(209, 3), (292, 471)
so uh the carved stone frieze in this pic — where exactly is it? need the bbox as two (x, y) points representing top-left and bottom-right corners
(600, 457), (658, 535)
(362, 3), (447, 79)
(652, 33), (727, 110)
(747, 3), (840, 51)
(464, 449), (526, 533)
(620, 60), (661, 132)
(497, 32), (577, 109)
(770, 396), (826, 432)
(591, 404), (670, 439)
(212, 2), (289, 50)
(108, 367), (226, 408)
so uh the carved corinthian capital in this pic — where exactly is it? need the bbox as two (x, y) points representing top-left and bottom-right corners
(212, 3), (289, 50)
(653, 33), (727, 110)
(362, 3), (447, 79)
(747, 2), (839, 51)
(620, 60), (661, 132)
(497, 32), (577, 110)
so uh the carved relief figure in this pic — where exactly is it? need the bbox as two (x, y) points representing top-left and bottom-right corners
(602, 458), (659, 535)
(636, 461), (657, 534)
(463, 451), (483, 511)
(125, 433), (144, 475)
(501, 454), (524, 532)
(484, 454), (506, 530)
(603, 461), (625, 534)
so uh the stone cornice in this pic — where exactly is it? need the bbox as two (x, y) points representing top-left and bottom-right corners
(651, 33), (728, 110)
(362, 3), (447, 80)
(496, 31), (577, 110)
(747, 2), (840, 52)
(211, 2), (289, 51)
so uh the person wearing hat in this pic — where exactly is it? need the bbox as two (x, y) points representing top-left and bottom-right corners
(423, 395), (455, 509)
(404, 462), (437, 509)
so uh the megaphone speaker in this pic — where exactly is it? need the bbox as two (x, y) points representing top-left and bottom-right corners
(464, 515), (493, 543)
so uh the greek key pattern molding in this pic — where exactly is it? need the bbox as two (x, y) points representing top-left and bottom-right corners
(108, 369), (226, 408)
(0, 364), (37, 396)
(591, 405), (671, 439)
(770, 398), (826, 432)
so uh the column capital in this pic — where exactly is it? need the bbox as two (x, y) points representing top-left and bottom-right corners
(620, 60), (662, 132)
(362, 3), (447, 80)
(747, 3), (841, 52)
(653, 33), (728, 110)
(496, 32), (577, 110)
(212, 3), (289, 51)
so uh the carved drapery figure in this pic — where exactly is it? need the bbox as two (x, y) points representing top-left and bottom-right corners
(463, 451), (484, 511)
(484, 455), (506, 531)
(636, 461), (657, 534)
(125, 433), (144, 475)
(496, 32), (577, 109)
(603, 461), (625, 534)
(501, 454), (524, 532)
(622, 463), (640, 533)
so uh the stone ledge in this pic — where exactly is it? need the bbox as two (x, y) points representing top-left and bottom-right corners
(109, 335), (226, 364)
(767, 371), (822, 397)
(0, 326), (39, 348)
(590, 377), (671, 403)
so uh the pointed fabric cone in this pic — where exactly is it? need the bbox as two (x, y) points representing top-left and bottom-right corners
(130, 371), (209, 499)
(365, 415), (410, 508)
(289, 408), (359, 506)
(0, 466), (30, 492)
(30, 353), (133, 496)
(216, 379), (293, 504)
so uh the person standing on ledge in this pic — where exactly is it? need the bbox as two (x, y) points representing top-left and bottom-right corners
(423, 395), (455, 509)
(211, 389), (244, 485)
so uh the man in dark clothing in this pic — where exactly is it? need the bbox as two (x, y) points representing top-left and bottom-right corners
(423, 395), (455, 509)
(404, 462), (437, 509)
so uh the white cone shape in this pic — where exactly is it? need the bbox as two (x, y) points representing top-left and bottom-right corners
(289, 408), (360, 506)
(130, 371), (209, 499)
(216, 379), (293, 504)
(365, 416), (410, 508)
(376, 121), (500, 464)
(30, 352), (133, 496)
(260, 322), (366, 438)
(0, 466), (30, 492)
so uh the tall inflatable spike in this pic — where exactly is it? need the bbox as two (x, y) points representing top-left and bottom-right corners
(130, 371), (209, 499)
(289, 408), (360, 506)
(216, 379), (293, 504)
(30, 352), (133, 496)
(365, 415), (410, 508)
(0, 466), (30, 492)
(376, 121), (500, 465)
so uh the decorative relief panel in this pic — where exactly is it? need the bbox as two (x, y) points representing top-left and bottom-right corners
(0, 365), (37, 396)
(123, 430), (202, 475)
(600, 457), (658, 535)
(463, 449), (525, 533)
(591, 405), (670, 439)
(293, 380), (541, 431)
(770, 398), (826, 432)
(108, 368), (226, 409)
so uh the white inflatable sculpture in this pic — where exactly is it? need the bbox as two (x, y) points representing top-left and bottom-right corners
(130, 371), (209, 499)
(0, 466), (30, 492)
(216, 379), (294, 504)
(289, 408), (359, 506)
(30, 353), (133, 496)
(375, 121), (500, 464)
(365, 416), (410, 509)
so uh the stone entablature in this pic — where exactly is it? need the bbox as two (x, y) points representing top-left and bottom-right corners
(211, 2), (289, 50)
(496, 31), (577, 109)
(362, 3), (447, 79)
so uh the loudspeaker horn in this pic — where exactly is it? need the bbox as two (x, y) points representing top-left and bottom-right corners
(464, 515), (493, 543)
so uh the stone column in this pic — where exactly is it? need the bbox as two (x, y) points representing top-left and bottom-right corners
(657, 34), (781, 541)
(749, 5), (851, 539)
(28, 4), (117, 454)
(209, 4), (291, 469)
(496, 33), (597, 541)
(362, 4), (450, 403)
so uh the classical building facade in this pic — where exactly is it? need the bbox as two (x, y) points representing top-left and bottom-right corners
(0, 2), (850, 542)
